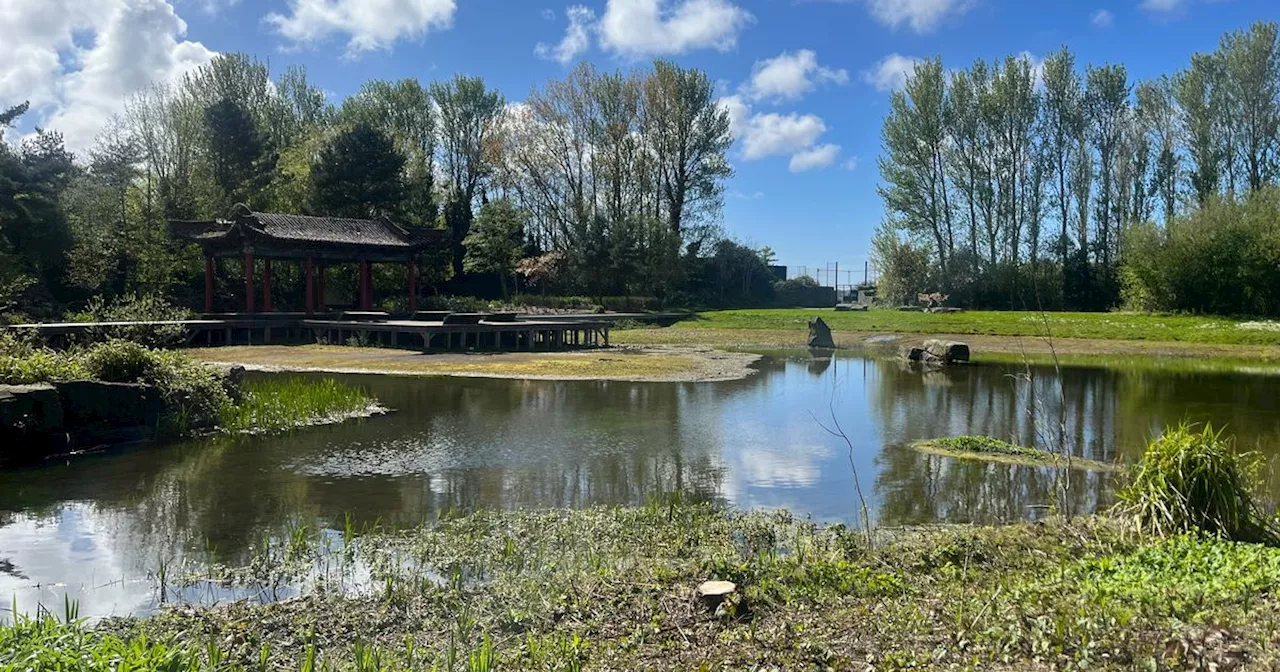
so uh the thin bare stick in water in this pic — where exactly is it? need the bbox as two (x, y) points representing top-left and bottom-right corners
(809, 358), (873, 545)
(1034, 308), (1071, 517)
(1023, 270), (1073, 518)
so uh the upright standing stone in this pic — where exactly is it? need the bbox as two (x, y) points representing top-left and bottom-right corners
(807, 317), (835, 348)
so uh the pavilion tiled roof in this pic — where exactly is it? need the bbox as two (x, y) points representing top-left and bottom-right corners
(247, 211), (414, 247)
(170, 205), (444, 251)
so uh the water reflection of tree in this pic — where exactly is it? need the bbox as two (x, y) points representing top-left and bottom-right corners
(875, 443), (1115, 525)
(0, 367), (800, 571)
(866, 360), (1117, 523)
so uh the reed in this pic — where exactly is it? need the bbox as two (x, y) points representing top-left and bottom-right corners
(219, 377), (377, 434)
(1117, 423), (1279, 544)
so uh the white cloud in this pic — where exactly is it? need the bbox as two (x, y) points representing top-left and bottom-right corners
(188, 0), (240, 15)
(865, 0), (971, 33)
(1139, 0), (1185, 13)
(1090, 9), (1114, 28)
(0, 0), (215, 153)
(717, 94), (751, 140)
(265, 0), (456, 55)
(598, 0), (753, 57)
(863, 53), (920, 92)
(788, 143), (840, 172)
(743, 50), (848, 103)
(541, 7), (557, 19)
(535, 5), (595, 64)
(843, 156), (859, 170)
(741, 112), (826, 160)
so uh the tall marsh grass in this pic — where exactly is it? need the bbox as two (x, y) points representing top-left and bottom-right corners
(1118, 423), (1279, 544)
(220, 377), (377, 434)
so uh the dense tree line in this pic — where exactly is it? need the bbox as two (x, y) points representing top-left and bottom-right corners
(874, 21), (1280, 314)
(0, 54), (772, 319)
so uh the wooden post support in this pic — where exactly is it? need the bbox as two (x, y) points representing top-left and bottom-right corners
(262, 259), (273, 313)
(407, 259), (417, 313)
(359, 261), (371, 310)
(316, 264), (326, 313)
(204, 255), (214, 314)
(305, 257), (315, 315)
(243, 251), (255, 313)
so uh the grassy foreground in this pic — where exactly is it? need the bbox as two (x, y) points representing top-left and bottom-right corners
(7, 504), (1280, 671)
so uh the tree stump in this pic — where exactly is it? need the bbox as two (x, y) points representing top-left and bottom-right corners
(696, 580), (737, 611)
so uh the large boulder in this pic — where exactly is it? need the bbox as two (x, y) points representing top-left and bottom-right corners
(923, 339), (970, 364)
(0, 384), (64, 432)
(57, 381), (164, 444)
(0, 384), (68, 464)
(807, 317), (835, 349)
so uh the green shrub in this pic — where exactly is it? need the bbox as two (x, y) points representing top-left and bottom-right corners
(81, 340), (231, 432)
(507, 295), (660, 312)
(0, 348), (87, 384)
(418, 295), (492, 313)
(1117, 423), (1278, 544)
(0, 332), (86, 384)
(67, 293), (193, 347)
(1122, 189), (1280, 316)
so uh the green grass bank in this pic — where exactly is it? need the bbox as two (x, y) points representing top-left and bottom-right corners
(625, 308), (1280, 345)
(4, 504), (1279, 671)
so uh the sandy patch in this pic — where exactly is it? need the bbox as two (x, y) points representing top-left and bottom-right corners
(187, 344), (761, 383)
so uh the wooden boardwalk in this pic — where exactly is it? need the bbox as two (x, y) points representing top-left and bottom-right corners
(5, 315), (612, 352)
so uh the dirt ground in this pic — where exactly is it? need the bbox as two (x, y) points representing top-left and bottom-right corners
(187, 344), (763, 382)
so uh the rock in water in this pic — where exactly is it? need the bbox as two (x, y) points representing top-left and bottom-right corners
(696, 580), (737, 611)
(923, 339), (970, 364)
(807, 317), (835, 348)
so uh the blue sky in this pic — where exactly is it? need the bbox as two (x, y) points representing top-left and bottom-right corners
(4, 0), (1278, 271)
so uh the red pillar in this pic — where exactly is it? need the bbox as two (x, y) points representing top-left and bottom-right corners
(305, 257), (315, 315)
(407, 259), (417, 313)
(359, 260), (371, 310)
(204, 256), (214, 314)
(316, 264), (326, 313)
(243, 251), (255, 313)
(262, 259), (273, 313)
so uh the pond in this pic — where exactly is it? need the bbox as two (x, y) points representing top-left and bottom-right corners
(3, 352), (1280, 619)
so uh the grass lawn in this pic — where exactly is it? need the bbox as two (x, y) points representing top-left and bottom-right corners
(612, 310), (1280, 367)
(660, 309), (1280, 345)
(14, 504), (1280, 671)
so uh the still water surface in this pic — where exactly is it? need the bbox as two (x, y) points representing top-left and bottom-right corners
(3, 353), (1280, 618)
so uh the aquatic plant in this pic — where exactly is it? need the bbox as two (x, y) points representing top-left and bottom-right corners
(912, 435), (1119, 471)
(1117, 423), (1279, 544)
(219, 377), (377, 434)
